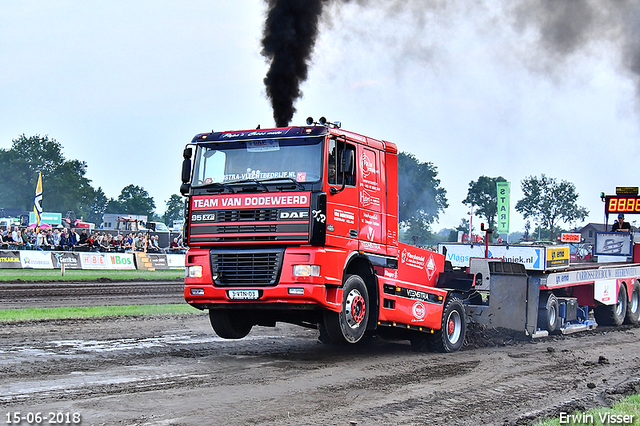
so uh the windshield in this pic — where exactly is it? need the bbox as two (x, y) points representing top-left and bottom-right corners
(192, 137), (323, 186)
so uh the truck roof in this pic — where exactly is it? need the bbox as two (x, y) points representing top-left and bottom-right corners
(192, 125), (397, 154)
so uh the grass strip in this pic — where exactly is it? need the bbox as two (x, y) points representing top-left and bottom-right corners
(0, 304), (200, 322)
(0, 269), (184, 281)
(535, 393), (640, 425)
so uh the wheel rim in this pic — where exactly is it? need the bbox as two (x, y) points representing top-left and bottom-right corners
(345, 289), (366, 328)
(631, 289), (639, 314)
(549, 303), (557, 327)
(446, 310), (462, 345)
(616, 291), (625, 317)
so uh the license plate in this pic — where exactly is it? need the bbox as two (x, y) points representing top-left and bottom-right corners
(228, 290), (260, 300)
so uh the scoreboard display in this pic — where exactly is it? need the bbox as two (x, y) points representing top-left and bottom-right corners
(604, 195), (640, 214)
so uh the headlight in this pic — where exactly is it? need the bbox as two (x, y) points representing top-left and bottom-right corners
(292, 264), (320, 277)
(186, 265), (203, 278)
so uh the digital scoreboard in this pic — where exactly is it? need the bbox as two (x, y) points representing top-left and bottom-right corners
(605, 195), (640, 214)
(603, 187), (640, 215)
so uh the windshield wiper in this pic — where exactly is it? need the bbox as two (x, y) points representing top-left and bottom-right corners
(199, 182), (236, 194)
(258, 177), (305, 191)
(225, 179), (269, 192)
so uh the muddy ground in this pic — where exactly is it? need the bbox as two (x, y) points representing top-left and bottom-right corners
(2, 311), (640, 426)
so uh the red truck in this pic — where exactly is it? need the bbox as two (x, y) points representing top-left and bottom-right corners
(181, 120), (640, 352)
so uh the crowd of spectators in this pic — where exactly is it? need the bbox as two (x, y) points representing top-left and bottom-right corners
(0, 225), (186, 254)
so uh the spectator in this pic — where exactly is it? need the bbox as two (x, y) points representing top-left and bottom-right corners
(59, 227), (77, 251)
(44, 229), (54, 250)
(35, 230), (47, 250)
(123, 233), (133, 251)
(77, 229), (89, 249)
(134, 233), (145, 251)
(147, 235), (161, 253)
(51, 228), (62, 248)
(112, 234), (124, 252)
(611, 213), (631, 232)
(22, 227), (35, 249)
(11, 226), (24, 249)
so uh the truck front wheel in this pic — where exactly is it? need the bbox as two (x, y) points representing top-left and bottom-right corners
(428, 297), (466, 353)
(209, 310), (253, 339)
(323, 274), (369, 344)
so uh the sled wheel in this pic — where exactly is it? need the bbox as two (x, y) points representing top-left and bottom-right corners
(323, 275), (369, 344)
(537, 292), (559, 333)
(209, 309), (253, 339)
(429, 297), (466, 353)
(595, 284), (627, 326)
(624, 281), (640, 325)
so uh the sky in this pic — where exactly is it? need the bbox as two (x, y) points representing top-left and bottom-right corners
(1, 0), (639, 234)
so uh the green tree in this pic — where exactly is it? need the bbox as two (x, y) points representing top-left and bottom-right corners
(163, 194), (185, 226)
(110, 184), (156, 218)
(79, 187), (109, 225)
(0, 134), (96, 214)
(398, 152), (448, 231)
(515, 174), (588, 241)
(462, 176), (507, 241)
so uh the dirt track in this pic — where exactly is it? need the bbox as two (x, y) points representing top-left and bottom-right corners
(2, 311), (640, 426)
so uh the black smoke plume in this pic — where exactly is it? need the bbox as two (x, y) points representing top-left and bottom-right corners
(261, 0), (324, 127)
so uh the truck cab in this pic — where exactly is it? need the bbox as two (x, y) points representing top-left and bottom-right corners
(181, 121), (461, 351)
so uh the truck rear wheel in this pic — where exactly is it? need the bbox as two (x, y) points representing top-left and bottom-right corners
(595, 284), (627, 326)
(209, 310), (253, 339)
(624, 281), (640, 325)
(537, 292), (559, 333)
(323, 274), (369, 344)
(428, 297), (466, 353)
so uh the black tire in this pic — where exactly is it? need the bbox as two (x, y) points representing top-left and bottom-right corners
(209, 310), (253, 339)
(625, 281), (640, 325)
(595, 284), (627, 326)
(428, 297), (466, 353)
(323, 274), (369, 344)
(410, 334), (430, 352)
(537, 292), (559, 333)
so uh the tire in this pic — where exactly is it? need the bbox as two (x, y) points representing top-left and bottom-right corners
(323, 275), (369, 344)
(410, 334), (430, 352)
(595, 284), (627, 326)
(317, 322), (334, 344)
(209, 310), (253, 339)
(537, 292), (559, 333)
(428, 297), (466, 353)
(624, 281), (640, 325)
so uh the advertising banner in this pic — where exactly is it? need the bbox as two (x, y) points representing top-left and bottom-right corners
(594, 232), (633, 256)
(51, 252), (82, 269)
(545, 246), (570, 269)
(146, 254), (169, 270)
(107, 253), (136, 270)
(0, 250), (22, 268)
(20, 251), (54, 269)
(80, 253), (110, 269)
(166, 254), (185, 269)
(496, 182), (510, 234)
(29, 212), (62, 226)
(438, 243), (565, 271)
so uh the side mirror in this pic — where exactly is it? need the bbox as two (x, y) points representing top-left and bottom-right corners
(181, 148), (192, 184)
(180, 148), (192, 195)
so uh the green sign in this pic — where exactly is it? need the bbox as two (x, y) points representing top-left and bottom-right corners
(29, 212), (62, 226)
(496, 182), (510, 234)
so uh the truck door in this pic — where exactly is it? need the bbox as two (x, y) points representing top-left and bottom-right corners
(325, 137), (359, 252)
(358, 147), (384, 254)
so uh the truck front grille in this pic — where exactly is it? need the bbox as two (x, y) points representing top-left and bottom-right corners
(210, 249), (284, 287)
